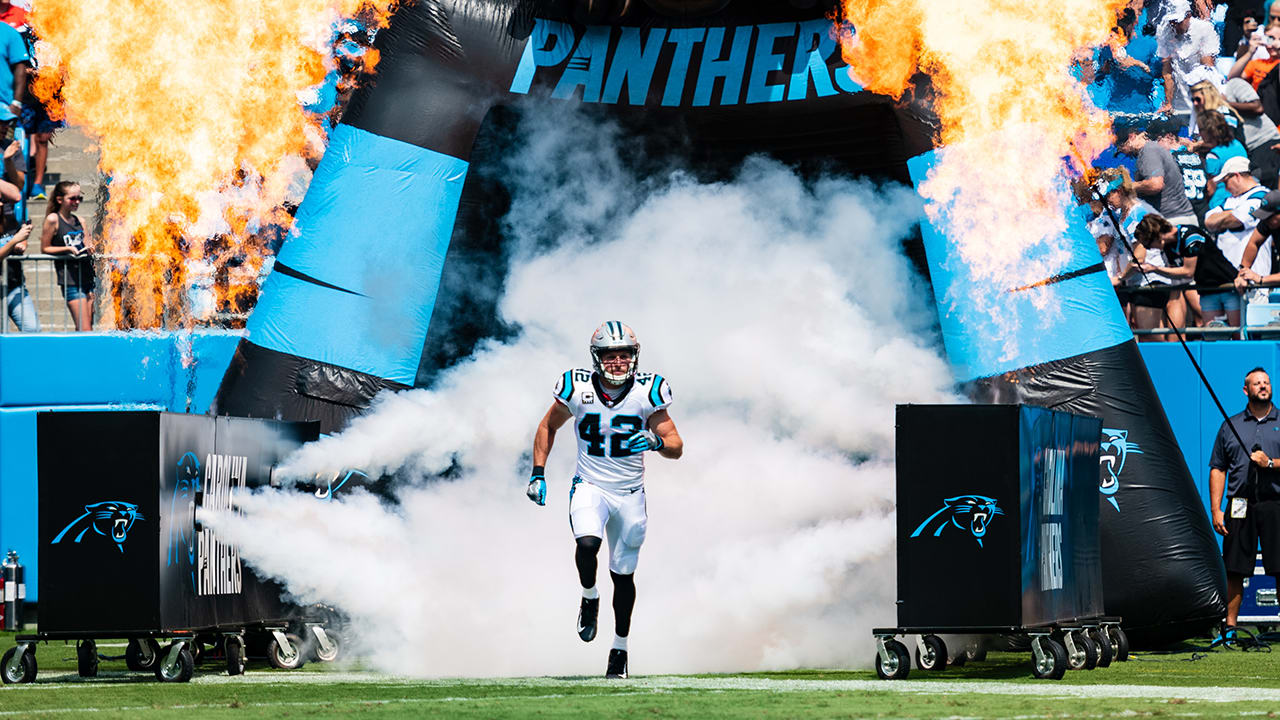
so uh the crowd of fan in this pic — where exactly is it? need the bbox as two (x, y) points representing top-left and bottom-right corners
(1085, 0), (1280, 338)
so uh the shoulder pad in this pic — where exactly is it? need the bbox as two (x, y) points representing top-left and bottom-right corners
(553, 368), (594, 403)
(635, 372), (673, 408)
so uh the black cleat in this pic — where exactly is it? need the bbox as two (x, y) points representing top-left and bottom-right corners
(606, 648), (628, 678)
(577, 597), (599, 642)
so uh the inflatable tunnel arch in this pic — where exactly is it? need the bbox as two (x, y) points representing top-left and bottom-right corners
(214, 0), (935, 433)
(213, 0), (1224, 644)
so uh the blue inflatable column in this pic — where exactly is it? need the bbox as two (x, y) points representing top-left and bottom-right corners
(909, 150), (1225, 645)
(250, 126), (467, 386)
(214, 125), (469, 432)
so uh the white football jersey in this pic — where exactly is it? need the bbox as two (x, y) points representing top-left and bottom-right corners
(553, 368), (674, 491)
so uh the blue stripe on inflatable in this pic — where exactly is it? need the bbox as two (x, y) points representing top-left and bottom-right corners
(247, 124), (469, 385)
(907, 150), (1133, 382)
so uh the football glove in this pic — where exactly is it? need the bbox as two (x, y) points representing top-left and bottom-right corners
(625, 430), (664, 453)
(527, 471), (546, 506)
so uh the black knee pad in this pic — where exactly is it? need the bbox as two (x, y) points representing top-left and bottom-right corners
(576, 536), (603, 554)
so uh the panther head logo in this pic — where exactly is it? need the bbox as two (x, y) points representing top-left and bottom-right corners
(167, 452), (202, 589)
(51, 501), (143, 552)
(910, 495), (1003, 548)
(1100, 428), (1141, 512)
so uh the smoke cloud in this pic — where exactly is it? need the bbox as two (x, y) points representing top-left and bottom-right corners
(205, 106), (959, 677)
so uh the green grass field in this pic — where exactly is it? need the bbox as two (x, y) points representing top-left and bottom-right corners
(4, 630), (1280, 719)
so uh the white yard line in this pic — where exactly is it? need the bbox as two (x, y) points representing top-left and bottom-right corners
(5, 671), (1280, 704)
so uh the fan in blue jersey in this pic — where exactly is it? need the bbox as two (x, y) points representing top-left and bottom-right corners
(527, 321), (684, 679)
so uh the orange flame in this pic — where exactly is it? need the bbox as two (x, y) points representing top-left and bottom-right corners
(839, 0), (1126, 356)
(29, 1), (399, 329)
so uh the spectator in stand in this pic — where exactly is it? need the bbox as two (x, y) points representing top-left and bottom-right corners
(1206, 157), (1273, 316)
(1158, 0), (1221, 125)
(6, 3), (62, 203)
(1151, 118), (1212, 224)
(1136, 212), (1242, 327)
(1267, 0), (1280, 25)
(1193, 79), (1249, 143)
(1117, 120), (1200, 227)
(0, 220), (34, 331)
(1229, 22), (1280, 88)
(1233, 188), (1280, 275)
(1100, 167), (1172, 336)
(0, 126), (34, 330)
(1095, 7), (1162, 116)
(1125, 212), (1191, 337)
(1198, 109), (1252, 209)
(0, 10), (26, 142)
(1078, 177), (1129, 311)
(1220, 73), (1280, 185)
(40, 181), (94, 331)
(0, 1), (25, 33)
(1231, 8), (1264, 60)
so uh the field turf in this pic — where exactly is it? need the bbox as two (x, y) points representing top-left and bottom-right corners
(4, 630), (1280, 718)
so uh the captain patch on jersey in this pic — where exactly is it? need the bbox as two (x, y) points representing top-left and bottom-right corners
(552, 369), (673, 491)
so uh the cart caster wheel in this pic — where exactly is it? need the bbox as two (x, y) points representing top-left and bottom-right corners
(1090, 629), (1113, 668)
(76, 640), (99, 678)
(964, 646), (987, 663)
(225, 636), (246, 676)
(1032, 637), (1068, 680)
(307, 631), (341, 663)
(155, 643), (195, 683)
(1066, 631), (1098, 670)
(1108, 626), (1130, 662)
(266, 633), (306, 670)
(1, 646), (37, 684)
(875, 639), (911, 680)
(915, 635), (947, 671)
(126, 639), (160, 671)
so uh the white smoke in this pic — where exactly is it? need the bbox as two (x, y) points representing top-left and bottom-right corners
(205, 106), (959, 677)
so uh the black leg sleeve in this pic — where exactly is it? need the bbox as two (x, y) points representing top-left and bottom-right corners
(611, 571), (636, 637)
(575, 536), (602, 588)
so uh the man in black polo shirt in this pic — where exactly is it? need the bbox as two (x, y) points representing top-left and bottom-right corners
(1209, 367), (1280, 629)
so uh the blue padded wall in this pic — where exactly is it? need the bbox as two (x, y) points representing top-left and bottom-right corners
(0, 331), (240, 600)
(1138, 340), (1280, 550)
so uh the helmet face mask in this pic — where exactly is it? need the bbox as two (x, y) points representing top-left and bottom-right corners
(590, 321), (640, 385)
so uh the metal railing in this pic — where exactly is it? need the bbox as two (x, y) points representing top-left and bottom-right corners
(1, 254), (262, 333)
(1, 254), (99, 333)
(1126, 279), (1280, 340)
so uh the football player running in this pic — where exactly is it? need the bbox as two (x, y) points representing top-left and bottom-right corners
(527, 321), (683, 679)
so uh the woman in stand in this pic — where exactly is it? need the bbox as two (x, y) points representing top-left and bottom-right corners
(1099, 167), (1183, 337)
(40, 180), (94, 331)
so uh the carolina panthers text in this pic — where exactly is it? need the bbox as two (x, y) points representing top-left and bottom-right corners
(199, 454), (247, 596)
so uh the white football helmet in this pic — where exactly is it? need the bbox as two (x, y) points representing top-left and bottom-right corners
(590, 321), (640, 384)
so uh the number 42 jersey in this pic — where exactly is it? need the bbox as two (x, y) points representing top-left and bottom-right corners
(553, 368), (674, 492)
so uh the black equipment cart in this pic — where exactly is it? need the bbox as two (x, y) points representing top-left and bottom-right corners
(1, 411), (338, 683)
(874, 404), (1128, 680)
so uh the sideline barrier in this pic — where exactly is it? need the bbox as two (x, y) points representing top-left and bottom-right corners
(0, 331), (240, 601)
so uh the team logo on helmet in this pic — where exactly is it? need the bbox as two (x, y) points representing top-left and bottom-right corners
(590, 321), (640, 384)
